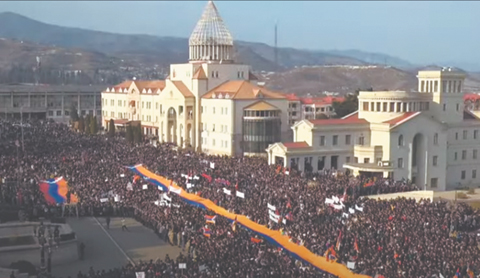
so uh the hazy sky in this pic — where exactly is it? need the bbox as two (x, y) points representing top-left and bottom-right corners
(1, 1), (479, 65)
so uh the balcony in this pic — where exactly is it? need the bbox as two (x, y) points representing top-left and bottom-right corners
(353, 145), (383, 161)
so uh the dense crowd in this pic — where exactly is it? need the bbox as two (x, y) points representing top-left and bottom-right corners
(1, 119), (480, 278)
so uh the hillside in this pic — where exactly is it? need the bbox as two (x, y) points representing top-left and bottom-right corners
(0, 12), (389, 72)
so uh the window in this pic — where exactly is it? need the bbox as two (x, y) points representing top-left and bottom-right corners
(118, 100), (122, 106)
(455, 133), (458, 140)
(473, 170), (477, 179)
(358, 136), (365, 146)
(433, 155), (438, 166)
(212, 139), (215, 146)
(65, 110), (70, 116)
(212, 124), (215, 132)
(142, 102), (144, 109)
(456, 103), (460, 111)
(474, 130), (478, 139)
(398, 134), (404, 146)
(319, 136), (325, 146)
(433, 133), (438, 145)
(332, 135), (338, 146)
(48, 111), (54, 116)
(474, 150), (478, 160)
(455, 152), (458, 160)
(462, 150), (467, 160)
(443, 104), (446, 111)
(463, 130), (468, 140)
(224, 108), (228, 115)
(213, 107), (215, 114)
(363, 102), (369, 111)
(364, 158), (370, 164)
(156, 103), (159, 109)
(56, 110), (62, 116)
(376, 102), (381, 111)
(398, 158), (404, 168)
(345, 135), (351, 145)
(111, 100), (114, 106)
(431, 178), (438, 188)
(383, 102), (388, 112)
(461, 170), (466, 180)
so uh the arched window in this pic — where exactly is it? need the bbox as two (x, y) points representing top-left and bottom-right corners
(433, 133), (438, 145)
(398, 134), (404, 146)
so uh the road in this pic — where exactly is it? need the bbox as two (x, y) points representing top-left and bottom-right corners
(51, 217), (181, 277)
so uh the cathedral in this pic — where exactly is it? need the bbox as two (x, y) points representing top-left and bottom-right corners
(101, 1), (291, 156)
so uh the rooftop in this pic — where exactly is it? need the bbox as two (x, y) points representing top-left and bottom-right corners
(282, 141), (310, 149)
(383, 112), (420, 126)
(189, 1), (233, 46)
(309, 111), (368, 126)
(202, 80), (286, 100)
(0, 84), (105, 93)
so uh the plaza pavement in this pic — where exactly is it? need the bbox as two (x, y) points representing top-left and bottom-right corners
(51, 217), (181, 277)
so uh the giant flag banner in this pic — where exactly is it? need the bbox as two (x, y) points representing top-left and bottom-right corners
(127, 164), (371, 278)
(38, 177), (78, 205)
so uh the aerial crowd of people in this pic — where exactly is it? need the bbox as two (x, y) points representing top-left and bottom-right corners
(1, 118), (480, 278)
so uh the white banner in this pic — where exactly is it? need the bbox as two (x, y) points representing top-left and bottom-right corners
(332, 196), (340, 203)
(269, 214), (279, 223)
(236, 191), (245, 198)
(210, 162), (215, 169)
(325, 198), (334, 204)
(162, 194), (172, 202)
(355, 204), (364, 212)
(223, 188), (231, 195)
(187, 183), (194, 189)
(136, 272), (145, 278)
(179, 263), (186, 269)
(193, 176), (200, 180)
(142, 184), (148, 190)
(342, 212), (349, 218)
(114, 195), (121, 202)
(120, 174), (125, 178)
(100, 198), (109, 203)
(347, 262), (355, 269)
(282, 218), (287, 224)
(267, 203), (276, 211)
(349, 208), (355, 214)
(170, 186), (182, 195)
(333, 204), (343, 210)
(269, 210), (280, 220)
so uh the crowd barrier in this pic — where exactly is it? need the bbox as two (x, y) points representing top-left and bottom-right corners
(128, 165), (371, 278)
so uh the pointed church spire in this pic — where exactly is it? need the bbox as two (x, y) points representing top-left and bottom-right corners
(189, 1), (234, 63)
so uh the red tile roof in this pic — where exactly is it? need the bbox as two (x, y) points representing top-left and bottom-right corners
(383, 112), (419, 125)
(309, 111), (368, 126)
(301, 96), (345, 106)
(282, 142), (310, 149)
(285, 93), (300, 101)
(464, 94), (480, 101)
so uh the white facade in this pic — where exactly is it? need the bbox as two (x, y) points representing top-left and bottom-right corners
(267, 67), (480, 191)
(0, 85), (103, 124)
(101, 1), (291, 156)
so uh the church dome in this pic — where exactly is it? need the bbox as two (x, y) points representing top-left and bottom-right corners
(189, 1), (234, 63)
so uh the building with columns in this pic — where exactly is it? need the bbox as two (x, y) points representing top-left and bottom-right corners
(101, 1), (291, 156)
(267, 67), (480, 191)
(0, 84), (103, 124)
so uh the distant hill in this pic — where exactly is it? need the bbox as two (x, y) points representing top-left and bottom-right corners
(0, 12), (478, 95)
(0, 12), (376, 72)
(261, 66), (419, 95)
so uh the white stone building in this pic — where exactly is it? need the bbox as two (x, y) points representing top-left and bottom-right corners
(101, 1), (291, 156)
(267, 67), (480, 191)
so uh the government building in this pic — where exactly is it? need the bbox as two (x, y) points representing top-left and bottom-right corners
(0, 84), (103, 124)
(101, 1), (291, 156)
(267, 67), (480, 191)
